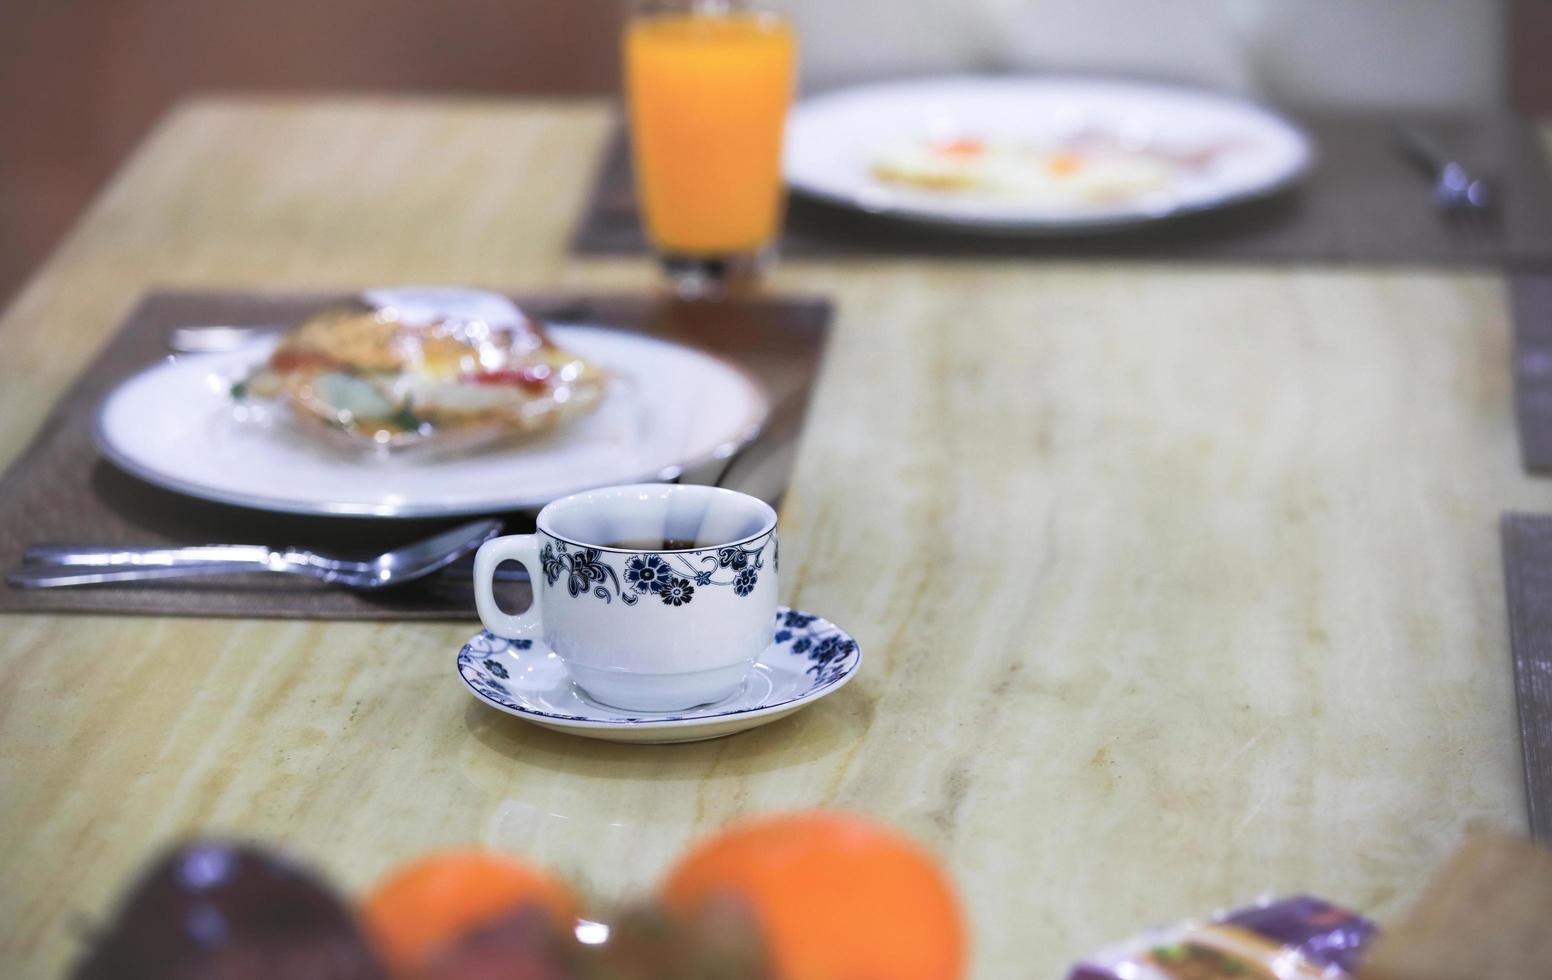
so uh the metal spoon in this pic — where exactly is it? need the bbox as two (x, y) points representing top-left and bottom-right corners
(1393, 128), (1499, 215)
(8, 520), (502, 589)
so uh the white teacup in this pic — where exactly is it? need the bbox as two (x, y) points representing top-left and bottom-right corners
(472, 483), (779, 712)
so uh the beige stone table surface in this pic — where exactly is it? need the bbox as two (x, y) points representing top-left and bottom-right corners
(1, 98), (1548, 977)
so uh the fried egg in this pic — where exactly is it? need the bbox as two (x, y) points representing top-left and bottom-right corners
(870, 136), (1176, 206)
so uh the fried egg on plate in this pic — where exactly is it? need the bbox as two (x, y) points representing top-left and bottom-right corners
(870, 136), (1176, 206)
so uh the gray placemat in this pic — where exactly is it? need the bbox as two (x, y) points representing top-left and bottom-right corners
(1500, 513), (1552, 841)
(574, 113), (1552, 267)
(0, 291), (831, 619)
(1513, 273), (1552, 473)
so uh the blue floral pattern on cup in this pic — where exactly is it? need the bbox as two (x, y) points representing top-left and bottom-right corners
(536, 532), (773, 608)
(624, 555), (672, 594)
(660, 577), (695, 607)
(732, 567), (758, 596)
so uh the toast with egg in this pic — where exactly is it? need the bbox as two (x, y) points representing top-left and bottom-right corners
(235, 295), (605, 454)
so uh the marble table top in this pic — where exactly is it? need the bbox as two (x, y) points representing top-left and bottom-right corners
(0, 98), (1546, 977)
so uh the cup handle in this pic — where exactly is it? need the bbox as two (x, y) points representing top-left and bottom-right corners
(473, 534), (543, 640)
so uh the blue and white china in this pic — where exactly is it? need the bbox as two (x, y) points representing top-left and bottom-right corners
(457, 606), (860, 743)
(474, 484), (779, 711)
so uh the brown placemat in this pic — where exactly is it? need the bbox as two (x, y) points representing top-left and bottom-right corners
(0, 291), (831, 620)
(1500, 513), (1552, 841)
(573, 114), (1552, 267)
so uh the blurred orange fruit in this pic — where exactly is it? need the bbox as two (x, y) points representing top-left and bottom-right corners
(661, 811), (966, 980)
(361, 850), (579, 975)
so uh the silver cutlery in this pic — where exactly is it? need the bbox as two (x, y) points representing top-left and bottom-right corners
(9, 520), (502, 589)
(1393, 127), (1500, 240)
(714, 387), (805, 505)
(18, 542), (528, 584)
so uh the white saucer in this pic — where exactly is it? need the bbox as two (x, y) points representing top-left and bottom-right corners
(456, 607), (860, 743)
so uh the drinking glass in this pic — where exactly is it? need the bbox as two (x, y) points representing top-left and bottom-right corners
(624, 0), (796, 297)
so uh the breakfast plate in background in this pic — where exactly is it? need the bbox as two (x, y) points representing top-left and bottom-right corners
(95, 325), (769, 518)
(783, 76), (1314, 233)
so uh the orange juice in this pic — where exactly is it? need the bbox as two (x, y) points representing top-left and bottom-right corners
(626, 12), (795, 255)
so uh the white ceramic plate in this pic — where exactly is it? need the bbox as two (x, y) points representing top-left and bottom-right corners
(94, 326), (769, 517)
(457, 607), (860, 743)
(784, 75), (1313, 233)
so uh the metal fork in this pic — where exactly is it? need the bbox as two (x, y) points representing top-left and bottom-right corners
(1393, 127), (1500, 243)
(9, 520), (502, 589)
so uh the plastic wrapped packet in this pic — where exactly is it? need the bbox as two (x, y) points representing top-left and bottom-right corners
(1067, 895), (1376, 980)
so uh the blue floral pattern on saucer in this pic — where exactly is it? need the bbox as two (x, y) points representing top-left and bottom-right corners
(456, 606), (859, 741)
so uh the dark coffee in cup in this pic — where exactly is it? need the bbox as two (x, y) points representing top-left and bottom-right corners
(597, 536), (718, 551)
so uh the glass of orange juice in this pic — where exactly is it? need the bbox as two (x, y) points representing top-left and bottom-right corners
(625, 0), (796, 297)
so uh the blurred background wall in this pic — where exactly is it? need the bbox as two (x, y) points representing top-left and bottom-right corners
(0, 0), (624, 308)
(790, 0), (1509, 109)
(0, 0), (1547, 310)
